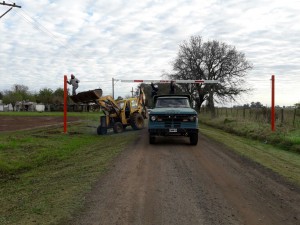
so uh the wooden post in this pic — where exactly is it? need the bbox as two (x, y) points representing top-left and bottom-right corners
(293, 109), (297, 126)
(112, 78), (115, 99)
(271, 75), (275, 131)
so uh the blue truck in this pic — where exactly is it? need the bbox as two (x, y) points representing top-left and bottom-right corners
(148, 95), (199, 145)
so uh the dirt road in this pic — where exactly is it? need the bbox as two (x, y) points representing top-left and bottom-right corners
(66, 129), (300, 225)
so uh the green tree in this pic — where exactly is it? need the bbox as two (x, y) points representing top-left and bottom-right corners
(12, 84), (33, 100)
(37, 88), (54, 111)
(169, 36), (252, 115)
(2, 91), (22, 111)
(0, 91), (3, 100)
(53, 88), (64, 104)
(2, 84), (33, 111)
(250, 101), (263, 108)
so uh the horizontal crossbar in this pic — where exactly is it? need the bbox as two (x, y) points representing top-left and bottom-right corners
(114, 79), (219, 84)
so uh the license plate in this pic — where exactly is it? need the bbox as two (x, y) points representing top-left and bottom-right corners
(169, 128), (177, 133)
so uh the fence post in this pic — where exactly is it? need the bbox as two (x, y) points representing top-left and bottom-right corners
(293, 108), (297, 126)
(271, 75), (275, 131)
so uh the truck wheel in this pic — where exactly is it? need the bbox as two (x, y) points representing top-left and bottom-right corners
(113, 122), (124, 133)
(97, 125), (107, 135)
(130, 113), (144, 130)
(190, 133), (198, 145)
(149, 135), (155, 144)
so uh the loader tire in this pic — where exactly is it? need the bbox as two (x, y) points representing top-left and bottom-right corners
(130, 113), (144, 130)
(113, 122), (124, 133)
(97, 126), (107, 135)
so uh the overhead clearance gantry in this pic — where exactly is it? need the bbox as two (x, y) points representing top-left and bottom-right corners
(111, 78), (220, 99)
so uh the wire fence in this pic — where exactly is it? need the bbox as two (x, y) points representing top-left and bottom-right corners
(200, 107), (300, 128)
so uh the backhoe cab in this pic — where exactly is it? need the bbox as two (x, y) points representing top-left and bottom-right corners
(70, 88), (147, 135)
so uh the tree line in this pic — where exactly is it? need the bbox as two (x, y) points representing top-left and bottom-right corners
(0, 84), (64, 111)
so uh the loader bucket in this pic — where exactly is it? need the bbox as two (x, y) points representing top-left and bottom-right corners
(70, 89), (103, 103)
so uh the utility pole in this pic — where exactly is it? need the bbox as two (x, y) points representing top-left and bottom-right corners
(0, 1), (21, 19)
(131, 87), (134, 97)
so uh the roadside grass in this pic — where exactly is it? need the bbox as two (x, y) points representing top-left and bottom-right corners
(0, 119), (137, 225)
(199, 115), (300, 153)
(199, 123), (300, 187)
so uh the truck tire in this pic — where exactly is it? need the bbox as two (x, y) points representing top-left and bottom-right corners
(130, 113), (144, 130)
(190, 133), (198, 145)
(97, 125), (107, 135)
(149, 135), (155, 144)
(113, 122), (124, 133)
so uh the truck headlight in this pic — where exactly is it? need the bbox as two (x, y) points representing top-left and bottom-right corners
(150, 115), (157, 121)
(189, 115), (197, 122)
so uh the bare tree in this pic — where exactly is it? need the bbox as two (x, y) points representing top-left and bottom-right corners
(169, 36), (252, 114)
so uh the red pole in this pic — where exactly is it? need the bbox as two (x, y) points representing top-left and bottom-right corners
(271, 75), (275, 131)
(64, 75), (68, 133)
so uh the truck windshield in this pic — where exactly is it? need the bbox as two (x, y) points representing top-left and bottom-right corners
(155, 98), (190, 108)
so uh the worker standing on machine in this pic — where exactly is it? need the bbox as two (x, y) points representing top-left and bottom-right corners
(151, 82), (159, 107)
(151, 82), (159, 97)
(67, 74), (80, 95)
(170, 81), (175, 94)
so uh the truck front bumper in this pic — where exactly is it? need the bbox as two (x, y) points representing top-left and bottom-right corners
(148, 128), (198, 136)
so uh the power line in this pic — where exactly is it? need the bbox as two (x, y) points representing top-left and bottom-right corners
(0, 1), (21, 19)
(4, 0), (82, 59)
(0, 1), (21, 7)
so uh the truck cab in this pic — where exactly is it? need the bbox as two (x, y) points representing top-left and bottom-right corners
(148, 95), (198, 145)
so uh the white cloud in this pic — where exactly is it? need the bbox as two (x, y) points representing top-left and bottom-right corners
(0, 0), (300, 106)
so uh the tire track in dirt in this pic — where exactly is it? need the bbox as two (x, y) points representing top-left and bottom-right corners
(0, 116), (81, 132)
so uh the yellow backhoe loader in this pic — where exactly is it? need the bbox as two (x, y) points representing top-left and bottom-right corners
(70, 88), (147, 135)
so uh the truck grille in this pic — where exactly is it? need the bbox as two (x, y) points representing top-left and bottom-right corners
(165, 121), (181, 128)
(153, 114), (193, 128)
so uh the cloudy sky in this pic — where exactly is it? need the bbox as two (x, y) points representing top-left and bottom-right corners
(1, 0), (299, 106)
